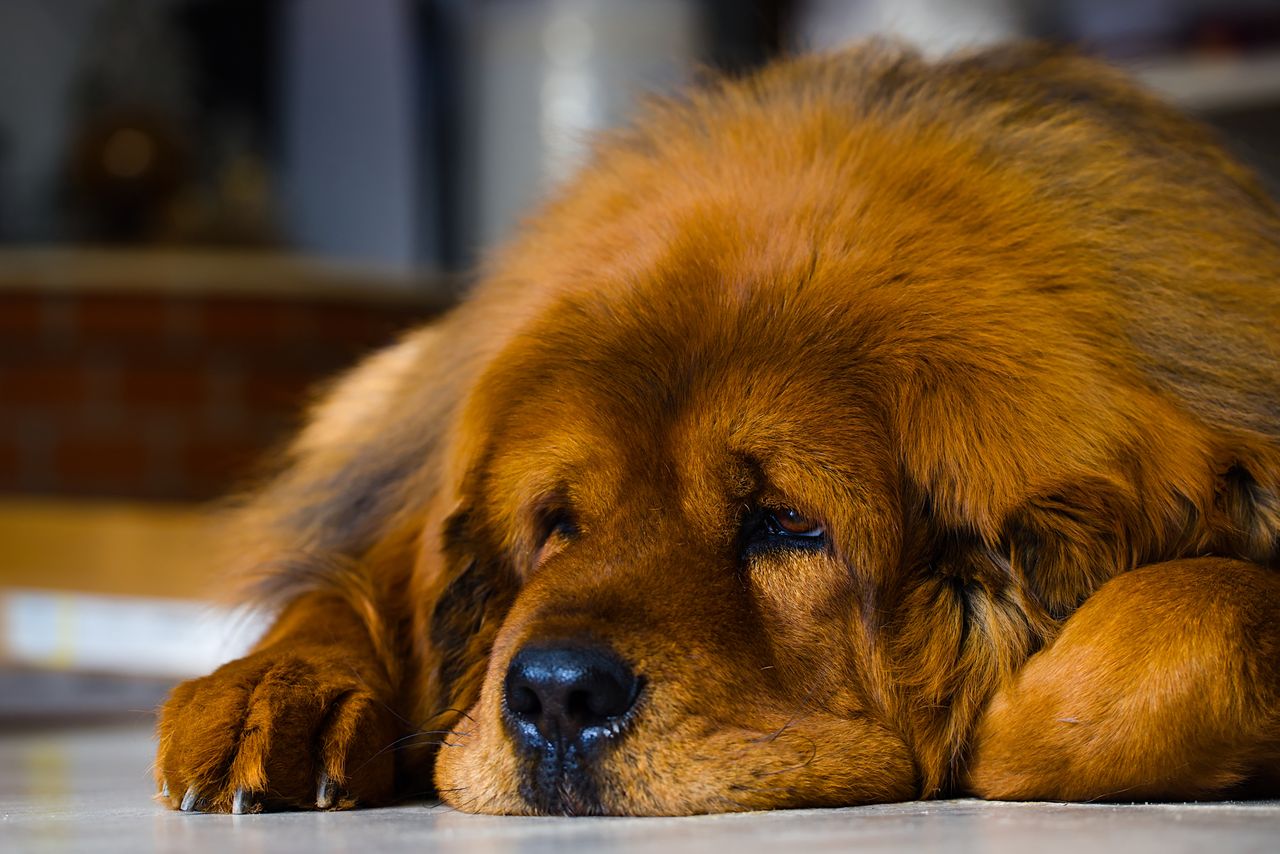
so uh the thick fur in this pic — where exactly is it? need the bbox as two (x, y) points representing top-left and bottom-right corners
(156, 42), (1280, 815)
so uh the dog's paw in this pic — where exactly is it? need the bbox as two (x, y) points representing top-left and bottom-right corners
(155, 646), (399, 813)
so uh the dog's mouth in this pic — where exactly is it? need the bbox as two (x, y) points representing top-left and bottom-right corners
(440, 675), (918, 816)
(513, 736), (607, 815)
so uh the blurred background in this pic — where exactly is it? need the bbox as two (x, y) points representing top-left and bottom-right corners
(1, 0), (1278, 724)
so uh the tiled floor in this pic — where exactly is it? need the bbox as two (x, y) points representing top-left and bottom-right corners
(2, 722), (1277, 854)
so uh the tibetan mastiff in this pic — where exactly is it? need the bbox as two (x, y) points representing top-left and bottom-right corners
(156, 42), (1280, 815)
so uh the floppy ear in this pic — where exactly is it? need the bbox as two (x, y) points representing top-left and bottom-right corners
(410, 504), (521, 770)
(226, 305), (511, 725)
(218, 324), (432, 670)
(999, 452), (1280, 621)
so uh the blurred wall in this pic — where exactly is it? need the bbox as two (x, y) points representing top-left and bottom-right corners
(283, 0), (421, 271)
(0, 1), (107, 241)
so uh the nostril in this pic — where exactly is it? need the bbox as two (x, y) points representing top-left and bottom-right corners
(503, 643), (640, 749)
(507, 684), (541, 719)
(575, 677), (630, 720)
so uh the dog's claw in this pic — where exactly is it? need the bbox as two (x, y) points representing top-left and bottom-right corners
(232, 787), (259, 815)
(316, 771), (336, 809)
(160, 781), (169, 799)
(179, 786), (201, 812)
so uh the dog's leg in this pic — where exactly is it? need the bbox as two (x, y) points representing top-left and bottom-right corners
(967, 557), (1280, 800)
(155, 593), (402, 813)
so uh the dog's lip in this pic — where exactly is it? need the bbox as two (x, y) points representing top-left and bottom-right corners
(523, 745), (603, 816)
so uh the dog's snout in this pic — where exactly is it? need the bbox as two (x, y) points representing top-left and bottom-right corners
(504, 644), (640, 750)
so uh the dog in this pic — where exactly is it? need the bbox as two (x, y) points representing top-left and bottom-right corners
(155, 41), (1280, 815)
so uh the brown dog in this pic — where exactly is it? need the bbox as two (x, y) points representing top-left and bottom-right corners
(155, 41), (1280, 815)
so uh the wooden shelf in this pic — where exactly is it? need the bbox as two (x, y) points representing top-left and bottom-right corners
(0, 248), (461, 304)
(0, 497), (217, 600)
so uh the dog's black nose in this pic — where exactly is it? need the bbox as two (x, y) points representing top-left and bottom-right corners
(503, 644), (640, 751)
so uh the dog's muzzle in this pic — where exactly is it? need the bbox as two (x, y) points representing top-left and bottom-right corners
(502, 641), (642, 813)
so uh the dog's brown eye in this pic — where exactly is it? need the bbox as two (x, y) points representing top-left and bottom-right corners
(742, 504), (827, 560)
(769, 507), (824, 537)
(747, 504), (824, 563)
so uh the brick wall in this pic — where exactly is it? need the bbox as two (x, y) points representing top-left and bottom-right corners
(0, 277), (449, 501)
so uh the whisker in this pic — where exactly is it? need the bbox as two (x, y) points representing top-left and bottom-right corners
(338, 662), (420, 732)
(750, 679), (822, 745)
(756, 733), (818, 777)
(349, 729), (462, 775)
(422, 706), (476, 724)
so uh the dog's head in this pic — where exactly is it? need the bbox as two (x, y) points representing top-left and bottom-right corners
(431, 229), (928, 814)
(246, 44), (1276, 816)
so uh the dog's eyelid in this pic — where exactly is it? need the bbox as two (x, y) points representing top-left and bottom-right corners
(532, 501), (578, 547)
(550, 512), (579, 539)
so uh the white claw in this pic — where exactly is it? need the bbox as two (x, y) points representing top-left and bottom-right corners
(232, 787), (251, 815)
(179, 786), (200, 812)
(161, 781), (170, 799)
(316, 771), (335, 809)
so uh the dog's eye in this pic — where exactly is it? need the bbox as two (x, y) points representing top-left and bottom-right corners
(762, 504), (824, 537)
(742, 505), (827, 558)
(767, 507), (825, 538)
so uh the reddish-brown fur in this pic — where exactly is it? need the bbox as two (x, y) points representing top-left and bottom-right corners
(155, 41), (1280, 815)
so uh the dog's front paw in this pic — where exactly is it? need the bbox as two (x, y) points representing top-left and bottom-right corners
(155, 646), (399, 813)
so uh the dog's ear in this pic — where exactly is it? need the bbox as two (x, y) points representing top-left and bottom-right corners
(224, 306), (511, 681)
(1001, 455), (1280, 620)
(999, 478), (1153, 620)
(231, 323), (456, 588)
(418, 506), (520, 729)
